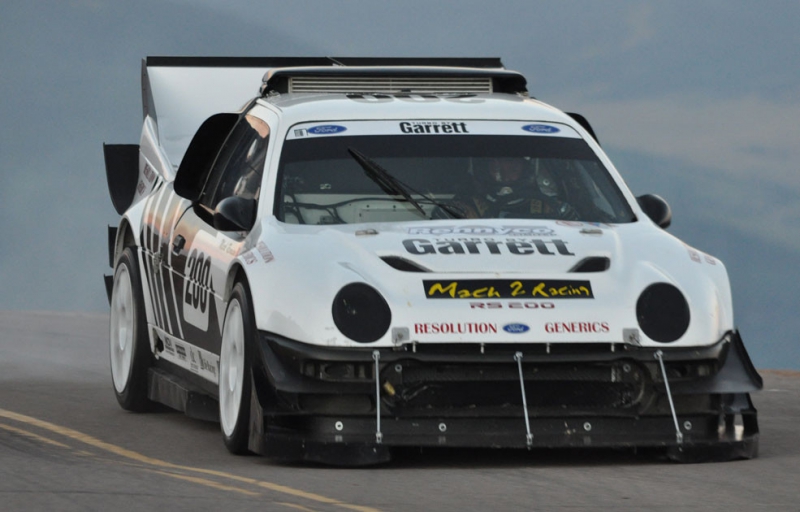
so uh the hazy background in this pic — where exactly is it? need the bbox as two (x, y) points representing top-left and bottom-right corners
(1, 0), (797, 369)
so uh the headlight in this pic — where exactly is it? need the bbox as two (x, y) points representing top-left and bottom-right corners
(636, 283), (690, 343)
(332, 283), (392, 343)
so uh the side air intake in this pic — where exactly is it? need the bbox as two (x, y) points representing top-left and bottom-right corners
(380, 256), (430, 272)
(569, 257), (611, 273)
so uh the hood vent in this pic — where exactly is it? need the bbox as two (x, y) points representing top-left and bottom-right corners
(380, 256), (430, 273)
(569, 257), (610, 273)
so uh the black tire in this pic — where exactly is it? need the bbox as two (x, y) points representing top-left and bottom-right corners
(218, 281), (255, 454)
(109, 247), (153, 412)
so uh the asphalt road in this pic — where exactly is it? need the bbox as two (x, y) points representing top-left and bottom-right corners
(1, 310), (798, 511)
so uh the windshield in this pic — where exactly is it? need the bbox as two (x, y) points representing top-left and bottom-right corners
(275, 120), (635, 225)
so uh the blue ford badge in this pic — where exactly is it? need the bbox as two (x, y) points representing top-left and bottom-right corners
(308, 125), (347, 135)
(503, 323), (530, 334)
(522, 124), (560, 134)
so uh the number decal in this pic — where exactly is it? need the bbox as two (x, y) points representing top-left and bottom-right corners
(183, 249), (214, 330)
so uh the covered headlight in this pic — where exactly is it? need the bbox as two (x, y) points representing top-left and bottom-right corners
(636, 283), (690, 343)
(332, 283), (392, 343)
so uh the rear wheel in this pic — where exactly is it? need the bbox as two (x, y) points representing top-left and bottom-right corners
(219, 281), (254, 454)
(109, 247), (153, 411)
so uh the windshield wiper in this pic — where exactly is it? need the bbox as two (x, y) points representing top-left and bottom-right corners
(347, 147), (464, 219)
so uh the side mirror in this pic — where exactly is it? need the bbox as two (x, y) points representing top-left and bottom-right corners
(636, 194), (672, 229)
(213, 196), (256, 232)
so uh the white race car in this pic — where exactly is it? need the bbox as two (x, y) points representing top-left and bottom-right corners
(104, 57), (762, 464)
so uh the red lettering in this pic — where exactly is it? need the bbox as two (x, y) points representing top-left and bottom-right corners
(545, 321), (610, 334)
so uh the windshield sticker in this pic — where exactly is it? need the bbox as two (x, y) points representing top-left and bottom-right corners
(522, 124), (560, 134)
(404, 238), (574, 256)
(287, 120), (581, 140)
(399, 121), (469, 134)
(308, 125), (347, 135)
(408, 225), (556, 237)
(424, 279), (593, 299)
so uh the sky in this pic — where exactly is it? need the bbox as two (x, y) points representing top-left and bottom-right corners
(1, 0), (798, 369)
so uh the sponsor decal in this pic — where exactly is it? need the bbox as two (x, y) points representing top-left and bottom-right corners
(307, 124), (347, 135)
(256, 241), (274, 263)
(399, 121), (469, 134)
(404, 238), (574, 256)
(470, 301), (555, 309)
(545, 322), (610, 334)
(685, 244), (716, 265)
(522, 124), (560, 134)
(556, 220), (614, 228)
(407, 225), (556, 237)
(503, 323), (530, 334)
(414, 322), (497, 334)
(242, 250), (258, 265)
(189, 347), (200, 373)
(143, 164), (156, 183)
(163, 337), (175, 354)
(425, 279), (593, 299)
(219, 239), (238, 256)
(136, 180), (145, 195)
(175, 343), (187, 360)
(198, 352), (217, 377)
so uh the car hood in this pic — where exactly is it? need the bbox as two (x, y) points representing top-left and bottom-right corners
(244, 217), (732, 348)
(274, 219), (620, 274)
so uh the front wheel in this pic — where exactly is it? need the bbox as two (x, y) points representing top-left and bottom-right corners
(219, 281), (255, 454)
(109, 247), (153, 411)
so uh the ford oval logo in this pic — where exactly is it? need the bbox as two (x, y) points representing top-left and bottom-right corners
(522, 124), (560, 134)
(308, 125), (347, 135)
(503, 323), (530, 334)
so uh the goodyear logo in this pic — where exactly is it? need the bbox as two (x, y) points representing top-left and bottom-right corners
(423, 279), (593, 299)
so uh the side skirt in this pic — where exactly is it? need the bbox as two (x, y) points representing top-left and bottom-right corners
(147, 367), (218, 422)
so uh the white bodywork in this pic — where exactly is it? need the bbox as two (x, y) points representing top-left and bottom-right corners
(120, 63), (735, 386)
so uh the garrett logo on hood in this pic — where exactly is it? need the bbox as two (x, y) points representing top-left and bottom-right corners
(403, 238), (574, 256)
(424, 279), (593, 299)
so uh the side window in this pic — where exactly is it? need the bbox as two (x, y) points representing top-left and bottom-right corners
(200, 114), (270, 210)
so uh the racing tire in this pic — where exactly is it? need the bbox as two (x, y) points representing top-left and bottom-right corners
(219, 281), (255, 454)
(109, 247), (154, 412)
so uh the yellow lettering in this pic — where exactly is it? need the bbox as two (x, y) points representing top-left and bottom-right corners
(510, 281), (525, 297)
(428, 282), (458, 298)
(488, 287), (500, 298)
(531, 282), (549, 297)
(473, 287), (488, 298)
(458, 289), (472, 298)
(578, 286), (590, 296)
(557, 286), (568, 296)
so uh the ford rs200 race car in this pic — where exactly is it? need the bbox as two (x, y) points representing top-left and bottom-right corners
(104, 57), (762, 465)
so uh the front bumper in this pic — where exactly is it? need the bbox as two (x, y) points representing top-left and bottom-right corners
(248, 330), (761, 464)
